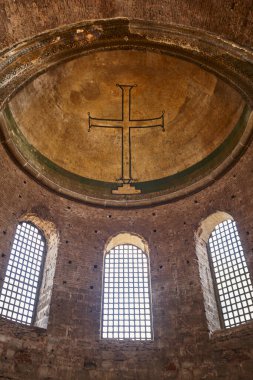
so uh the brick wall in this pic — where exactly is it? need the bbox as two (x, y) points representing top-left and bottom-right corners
(0, 2), (253, 379)
(0, 124), (252, 379)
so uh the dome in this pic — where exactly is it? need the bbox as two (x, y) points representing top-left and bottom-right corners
(2, 41), (252, 206)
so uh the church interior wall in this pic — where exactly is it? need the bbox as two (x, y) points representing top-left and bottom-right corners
(0, 119), (252, 379)
(0, 1), (253, 379)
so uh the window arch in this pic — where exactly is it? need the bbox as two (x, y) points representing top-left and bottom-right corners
(101, 233), (153, 340)
(196, 212), (253, 332)
(0, 215), (59, 328)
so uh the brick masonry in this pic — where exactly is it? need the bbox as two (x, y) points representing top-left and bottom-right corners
(0, 122), (252, 379)
(0, 2), (253, 379)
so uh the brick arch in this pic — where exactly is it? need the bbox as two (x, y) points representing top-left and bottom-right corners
(105, 232), (149, 255)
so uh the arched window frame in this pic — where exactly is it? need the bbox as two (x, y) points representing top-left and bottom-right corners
(0, 214), (59, 329)
(196, 211), (253, 332)
(101, 232), (154, 341)
(0, 221), (46, 325)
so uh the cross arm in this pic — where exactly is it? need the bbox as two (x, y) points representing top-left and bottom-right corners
(129, 111), (165, 131)
(88, 113), (122, 131)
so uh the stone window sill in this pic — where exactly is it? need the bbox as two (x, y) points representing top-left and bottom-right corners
(209, 319), (253, 341)
(0, 316), (47, 335)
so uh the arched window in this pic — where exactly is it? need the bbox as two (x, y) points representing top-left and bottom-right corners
(0, 222), (46, 325)
(0, 216), (58, 328)
(196, 212), (253, 332)
(208, 219), (253, 328)
(101, 233), (153, 340)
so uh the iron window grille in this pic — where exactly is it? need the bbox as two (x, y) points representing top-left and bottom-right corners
(101, 244), (153, 340)
(208, 219), (253, 328)
(0, 222), (46, 325)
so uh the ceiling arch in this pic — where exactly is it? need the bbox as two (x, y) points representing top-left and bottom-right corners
(0, 19), (252, 207)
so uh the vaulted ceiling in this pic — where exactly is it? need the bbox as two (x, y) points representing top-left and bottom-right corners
(0, 7), (253, 206)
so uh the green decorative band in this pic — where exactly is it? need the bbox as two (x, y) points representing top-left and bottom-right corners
(3, 103), (250, 199)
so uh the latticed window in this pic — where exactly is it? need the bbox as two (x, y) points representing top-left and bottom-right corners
(101, 244), (153, 340)
(208, 219), (253, 328)
(0, 222), (46, 325)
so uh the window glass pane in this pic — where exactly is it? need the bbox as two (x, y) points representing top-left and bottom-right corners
(208, 219), (253, 328)
(102, 244), (153, 340)
(0, 222), (45, 325)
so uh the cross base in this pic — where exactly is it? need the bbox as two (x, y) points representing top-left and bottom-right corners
(112, 183), (141, 195)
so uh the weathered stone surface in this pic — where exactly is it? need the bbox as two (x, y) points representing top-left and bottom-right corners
(0, 0), (253, 50)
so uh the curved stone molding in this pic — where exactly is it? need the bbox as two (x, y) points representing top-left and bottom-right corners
(105, 232), (149, 254)
(0, 18), (253, 207)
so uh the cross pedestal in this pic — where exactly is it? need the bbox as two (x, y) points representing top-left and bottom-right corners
(112, 183), (141, 195)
